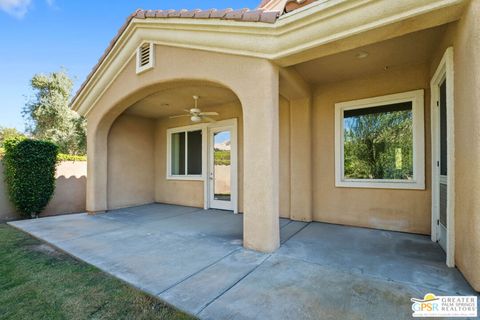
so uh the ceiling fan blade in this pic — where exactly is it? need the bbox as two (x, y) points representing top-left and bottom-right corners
(199, 112), (219, 116)
(184, 109), (191, 113)
(169, 114), (190, 119)
(202, 116), (216, 123)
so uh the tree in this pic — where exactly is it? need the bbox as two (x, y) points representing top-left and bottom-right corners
(23, 70), (86, 155)
(0, 127), (26, 147)
(344, 108), (413, 180)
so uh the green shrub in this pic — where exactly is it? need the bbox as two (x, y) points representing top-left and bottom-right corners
(57, 153), (86, 162)
(3, 138), (59, 218)
(214, 149), (231, 166)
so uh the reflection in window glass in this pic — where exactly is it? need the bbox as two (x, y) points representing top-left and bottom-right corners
(187, 130), (202, 175)
(440, 80), (448, 176)
(170, 130), (203, 176)
(171, 132), (185, 175)
(213, 131), (231, 201)
(343, 102), (413, 180)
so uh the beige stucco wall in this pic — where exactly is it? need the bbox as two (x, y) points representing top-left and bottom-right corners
(43, 161), (87, 216)
(311, 63), (431, 234)
(108, 114), (155, 209)
(0, 161), (87, 221)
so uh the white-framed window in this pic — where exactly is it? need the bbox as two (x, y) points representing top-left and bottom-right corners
(167, 124), (205, 180)
(334, 90), (425, 189)
(136, 42), (155, 74)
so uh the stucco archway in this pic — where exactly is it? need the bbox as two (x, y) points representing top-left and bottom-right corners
(104, 80), (243, 211)
(86, 45), (280, 252)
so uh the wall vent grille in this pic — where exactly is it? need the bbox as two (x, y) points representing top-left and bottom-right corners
(136, 42), (154, 74)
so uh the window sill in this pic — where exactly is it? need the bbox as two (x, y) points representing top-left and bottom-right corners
(166, 175), (204, 181)
(335, 179), (425, 190)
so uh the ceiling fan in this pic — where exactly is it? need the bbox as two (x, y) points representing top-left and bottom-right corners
(169, 96), (219, 123)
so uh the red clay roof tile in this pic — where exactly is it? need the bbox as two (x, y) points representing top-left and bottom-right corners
(180, 9), (202, 18)
(285, 0), (317, 13)
(242, 9), (265, 22)
(259, 10), (280, 23)
(131, 8), (280, 23)
(224, 8), (250, 20)
(194, 9), (216, 18)
(210, 8), (234, 18)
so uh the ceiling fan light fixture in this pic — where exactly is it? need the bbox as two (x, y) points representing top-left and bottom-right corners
(169, 95), (218, 123)
(191, 115), (202, 122)
(190, 108), (201, 114)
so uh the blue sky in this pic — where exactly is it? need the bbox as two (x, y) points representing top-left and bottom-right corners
(0, 0), (260, 131)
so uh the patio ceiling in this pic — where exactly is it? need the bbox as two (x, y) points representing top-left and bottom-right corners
(294, 24), (448, 85)
(124, 82), (239, 119)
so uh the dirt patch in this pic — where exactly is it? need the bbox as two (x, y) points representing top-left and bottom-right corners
(28, 243), (63, 258)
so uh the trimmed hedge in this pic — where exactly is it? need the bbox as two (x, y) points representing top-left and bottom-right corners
(57, 153), (87, 162)
(3, 138), (59, 218)
(1, 148), (85, 162)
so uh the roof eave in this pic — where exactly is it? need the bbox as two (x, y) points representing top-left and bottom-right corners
(70, 11), (281, 111)
(71, 0), (467, 114)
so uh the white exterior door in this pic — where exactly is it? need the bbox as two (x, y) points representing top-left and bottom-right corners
(437, 78), (448, 252)
(207, 121), (237, 212)
(431, 47), (454, 267)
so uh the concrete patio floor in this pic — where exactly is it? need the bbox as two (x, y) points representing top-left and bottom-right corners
(9, 203), (479, 319)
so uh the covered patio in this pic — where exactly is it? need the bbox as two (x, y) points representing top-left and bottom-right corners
(9, 204), (476, 319)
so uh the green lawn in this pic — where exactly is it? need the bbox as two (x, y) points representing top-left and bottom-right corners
(0, 224), (195, 320)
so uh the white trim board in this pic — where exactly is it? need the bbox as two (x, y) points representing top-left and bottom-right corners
(430, 47), (455, 268)
(334, 90), (425, 190)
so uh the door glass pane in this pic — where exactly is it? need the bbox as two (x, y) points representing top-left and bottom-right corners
(343, 102), (413, 180)
(213, 131), (231, 201)
(440, 79), (448, 176)
(171, 132), (185, 175)
(439, 79), (448, 229)
(187, 130), (202, 175)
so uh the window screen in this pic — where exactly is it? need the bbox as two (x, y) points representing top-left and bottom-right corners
(187, 130), (202, 175)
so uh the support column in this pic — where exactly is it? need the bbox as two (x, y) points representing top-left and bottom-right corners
(242, 62), (280, 253)
(289, 98), (313, 221)
(86, 120), (108, 214)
